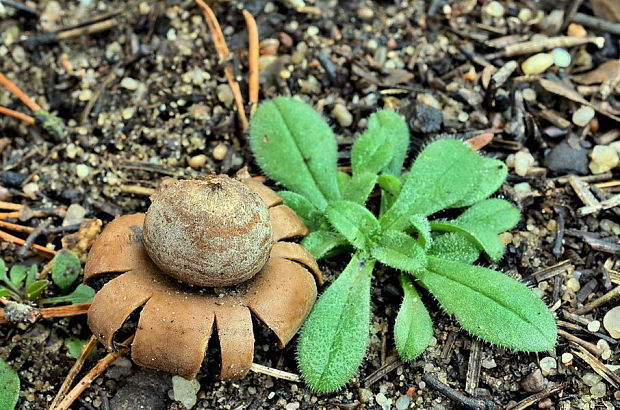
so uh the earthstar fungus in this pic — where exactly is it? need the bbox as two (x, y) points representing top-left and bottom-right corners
(84, 173), (322, 380)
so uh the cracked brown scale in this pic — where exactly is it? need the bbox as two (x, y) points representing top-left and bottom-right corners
(84, 179), (322, 381)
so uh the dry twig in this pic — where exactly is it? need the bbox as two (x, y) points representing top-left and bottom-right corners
(195, 0), (249, 132)
(0, 229), (56, 258)
(0, 72), (41, 111)
(242, 10), (260, 117)
(250, 363), (300, 382)
(0, 106), (35, 125)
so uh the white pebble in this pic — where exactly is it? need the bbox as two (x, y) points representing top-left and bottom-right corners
(561, 352), (573, 364)
(522, 88), (537, 101)
(521, 53), (554, 75)
(583, 372), (601, 386)
(216, 84), (233, 106)
(212, 143), (228, 161)
(332, 103), (353, 127)
(171, 376), (201, 409)
(551, 48), (571, 68)
(514, 151), (535, 176)
(589, 145), (619, 174)
(395, 395), (411, 410)
(587, 320), (601, 333)
(590, 382), (606, 398)
(78, 89), (92, 101)
(539, 356), (557, 375)
(120, 77), (139, 91)
(572, 106), (595, 126)
(375, 393), (391, 410)
(76, 164), (91, 178)
(63, 204), (86, 226)
(603, 306), (620, 339)
(566, 277), (581, 292)
(483, 1), (505, 18)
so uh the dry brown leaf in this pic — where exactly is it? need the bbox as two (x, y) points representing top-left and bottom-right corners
(574, 60), (620, 85)
(539, 78), (620, 123)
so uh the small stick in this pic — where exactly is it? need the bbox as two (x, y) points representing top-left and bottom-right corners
(363, 357), (403, 387)
(0, 106), (35, 125)
(558, 329), (603, 357)
(573, 12), (620, 36)
(495, 36), (604, 58)
(195, 0), (249, 132)
(0, 0), (39, 16)
(119, 185), (156, 196)
(250, 363), (300, 382)
(17, 219), (50, 258)
(552, 206), (566, 260)
(422, 374), (499, 410)
(465, 340), (482, 395)
(0, 229), (56, 258)
(53, 336), (134, 410)
(567, 175), (599, 208)
(574, 285), (620, 315)
(572, 345), (620, 388)
(506, 381), (570, 410)
(577, 192), (620, 216)
(0, 201), (22, 211)
(561, 0), (585, 33)
(40, 303), (91, 319)
(0, 72), (41, 111)
(50, 335), (98, 409)
(0, 220), (35, 234)
(554, 172), (613, 184)
(242, 10), (260, 117)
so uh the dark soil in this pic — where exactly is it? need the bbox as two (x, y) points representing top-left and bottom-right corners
(1, 0), (619, 409)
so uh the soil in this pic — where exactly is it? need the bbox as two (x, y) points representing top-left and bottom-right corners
(0, 0), (619, 409)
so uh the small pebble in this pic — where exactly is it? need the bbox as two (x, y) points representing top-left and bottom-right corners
(514, 151), (535, 176)
(188, 154), (207, 169)
(22, 183), (39, 199)
(521, 369), (545, 392)
(567, 23), (587, 37)
(589, 145), (619, 174)
(76, 164), (91, 178)
(375, 393), (391, 410)
(522, 88), (537, 101)
(483, 1), (505, 18)
(590, 382), (606, 398)
(78, 89), (92, 101)
(285, 403), (299, 410)
(212, 143), (228, 161)
(566, 277), (580, 292)
(587, 320), (601, 333)
(539, 356), (557, 376)
(259, 38), (279, 56)
(216, 84), (233, 106)
(518, 8), (533, 22)
(572, 106), (595, 126)
(171, 376), (200, 409)
(395, 395), (411, 410)
(582, 372), (602, 387)
(521, 53), (554, 75)
(332, 103), (353, 127)
(357, 7), (374, 20)
(62, 204), (86, 227)
(603, 306), (620, 338)
(120, 77), (139, 91)
(560, 352), (573, 364)
(358, 388), (374, 403)
(551, 48), (571, 68)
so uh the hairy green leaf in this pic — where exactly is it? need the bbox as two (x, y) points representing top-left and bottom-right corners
(326, 201), (380, 249)
(302, 231), (349, 260)
(39, 284), (95, 305)
(409, 215), (432, 249)
(395, 275), (433, 360)
(456, 198), (520, 234)
(65, 337), (97, 359)
(341, 173), (377, 205)
(298, 254), (375, 392)
(430, 220), (505, 261)
(415, 257), (557, 351)
(25, 265), (37, 289)
(428, 232), (479, 263)
(0, 287), (14, 299)
(51, 250), (82, 292)
(380, 139), (482, 231)
(351, 126), (393, 176)
(451, 157), (508, 208)
(0, 357), (19, 410)
(250, 98), (340, 209)
(25, 280), (48, 302)
(371, 230), (427, 273)
(377, 174), (402, 198)
(366, 110), (410, 176)
(278, 191), (326, 231)
(8, 265), (26, 290)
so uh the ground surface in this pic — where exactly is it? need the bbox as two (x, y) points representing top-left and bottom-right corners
(0, 0), (619, 409)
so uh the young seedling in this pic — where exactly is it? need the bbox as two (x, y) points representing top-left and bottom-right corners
(0, 251), (94, 307)
(249, 97), (557, 392)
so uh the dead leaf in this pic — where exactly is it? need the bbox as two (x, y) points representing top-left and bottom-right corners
(539, 78), (620, 123)
(574, 60), (620, 85)
(592, 0), (620, 23)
